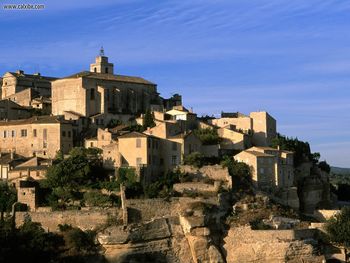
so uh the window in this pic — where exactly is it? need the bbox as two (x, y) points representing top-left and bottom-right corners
(62, 131), (66, 137)
(260, 168), (265, 174)
(171, 156), (178, 165)
(136, 157), (142, 166)
(3, 131), (6, 138)
(172, 142), (177, 151)
(94, 67), (97, 73)
(90, 142), (94, 147)
(11, 130), (15, 137)
(20, 129), (27, 137)
(136, 138), (141, 148)
(105, 67), (108, 74)
(90, 88), (95, 100)
(96, 119), (99, 125)
(68, 131), (71, 138)
(160, 158), (164, 166)
(43, 129), (47, 140)
(43, 142), (47, 148)
(33, 129), (37, 137)
(101, 135), (104, 140)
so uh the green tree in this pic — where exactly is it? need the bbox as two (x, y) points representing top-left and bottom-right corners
(0, 182), (17, 220)
(143, 109), (156, 129)
(318, 160), (331, 173)
(270, 133), (319, 166)
(326, 207), (350, 261)
(221, 156), (252, 191)
(183, 152), (205, 167)
(44, 147), (107, 207)
(193, 128), (221, 145)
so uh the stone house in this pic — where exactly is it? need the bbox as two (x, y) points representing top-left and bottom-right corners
(8, 157), (51, 188)
(166, 106), (197, 131)
(30, 96), (51, 115)
(1, 71), (56, 103)
(85, 127), (119, 149)
(0, 116), (73, 159)
(234, 146), (294, 189)
(117, 132), (165, 183)
(208, 111), (276, 147)
(234, 150), (276, 189)
(0, 99), (31, 120)
(250, 146), (294, 188)
(217, 125), (251, 150)
(0, 152), (26, 180)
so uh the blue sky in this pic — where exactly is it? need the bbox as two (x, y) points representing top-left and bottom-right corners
(0, 0), (349, 167)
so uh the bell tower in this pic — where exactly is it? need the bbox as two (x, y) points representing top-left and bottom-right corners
(90, 47), (114, 74)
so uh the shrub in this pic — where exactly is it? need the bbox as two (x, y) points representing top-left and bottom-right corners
(193, 128), (221, 145)
(83, 190), (113, 207)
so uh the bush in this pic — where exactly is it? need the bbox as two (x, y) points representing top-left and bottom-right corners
(83, 190), (114, 207)
(183, 152), (205, 167)
(326, 207), (350, 248)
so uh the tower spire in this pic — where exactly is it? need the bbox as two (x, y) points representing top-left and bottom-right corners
(99, 46), (105, 57)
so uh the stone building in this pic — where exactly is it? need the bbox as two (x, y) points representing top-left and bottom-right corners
(217, 126), (252, 151)
(0, 116), (73, 159)
(250, 146), (294, 188)
(209, 111), (276, 147)
(8, 157), (51, 186)
(1, 70), (56, 103)
(250, 111), (276, 147)
(0, 152), (26, 180)
(234, 149), (276, 189)
(17, 180), (38, 211)
(0, 99), (31, 120)
(234, 146), (294, 189)
(52, 52), (162, 119)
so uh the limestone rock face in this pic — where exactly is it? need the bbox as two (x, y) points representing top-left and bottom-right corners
(296, 164), (332, 213)
(224, 226), (325, 263)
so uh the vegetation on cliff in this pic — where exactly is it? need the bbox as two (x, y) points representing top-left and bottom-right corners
(271, 133), (321, 166)
(0, 218), (104, 263)
(326, 207), (350, 260)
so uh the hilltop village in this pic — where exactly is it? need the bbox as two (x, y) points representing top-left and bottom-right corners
(0, 51), (343, 262)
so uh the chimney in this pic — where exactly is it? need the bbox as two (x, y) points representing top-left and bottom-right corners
(16, 70), (24, 75)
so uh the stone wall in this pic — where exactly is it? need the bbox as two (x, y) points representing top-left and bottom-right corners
(127, 198), (177, 223)
(224, 226), (323, 263)
(16, 208), (121, 231)
(179, 165), (232, 189)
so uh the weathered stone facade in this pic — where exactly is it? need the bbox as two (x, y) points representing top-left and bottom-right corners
(0, 116), (73, 158)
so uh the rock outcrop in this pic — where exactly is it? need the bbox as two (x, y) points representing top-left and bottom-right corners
(223, 226), (325, 263)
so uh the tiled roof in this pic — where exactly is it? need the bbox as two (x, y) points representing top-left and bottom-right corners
(245, 150), (275, 157)
(0, 115), (69, 126)
(0, 153), (26, 165)
(62, 71), (155, 85)
(118, 131), (149, 139)
(7, 72), (57, 81)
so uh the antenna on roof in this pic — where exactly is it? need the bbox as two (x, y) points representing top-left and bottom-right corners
(99, 46), (105, 56)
